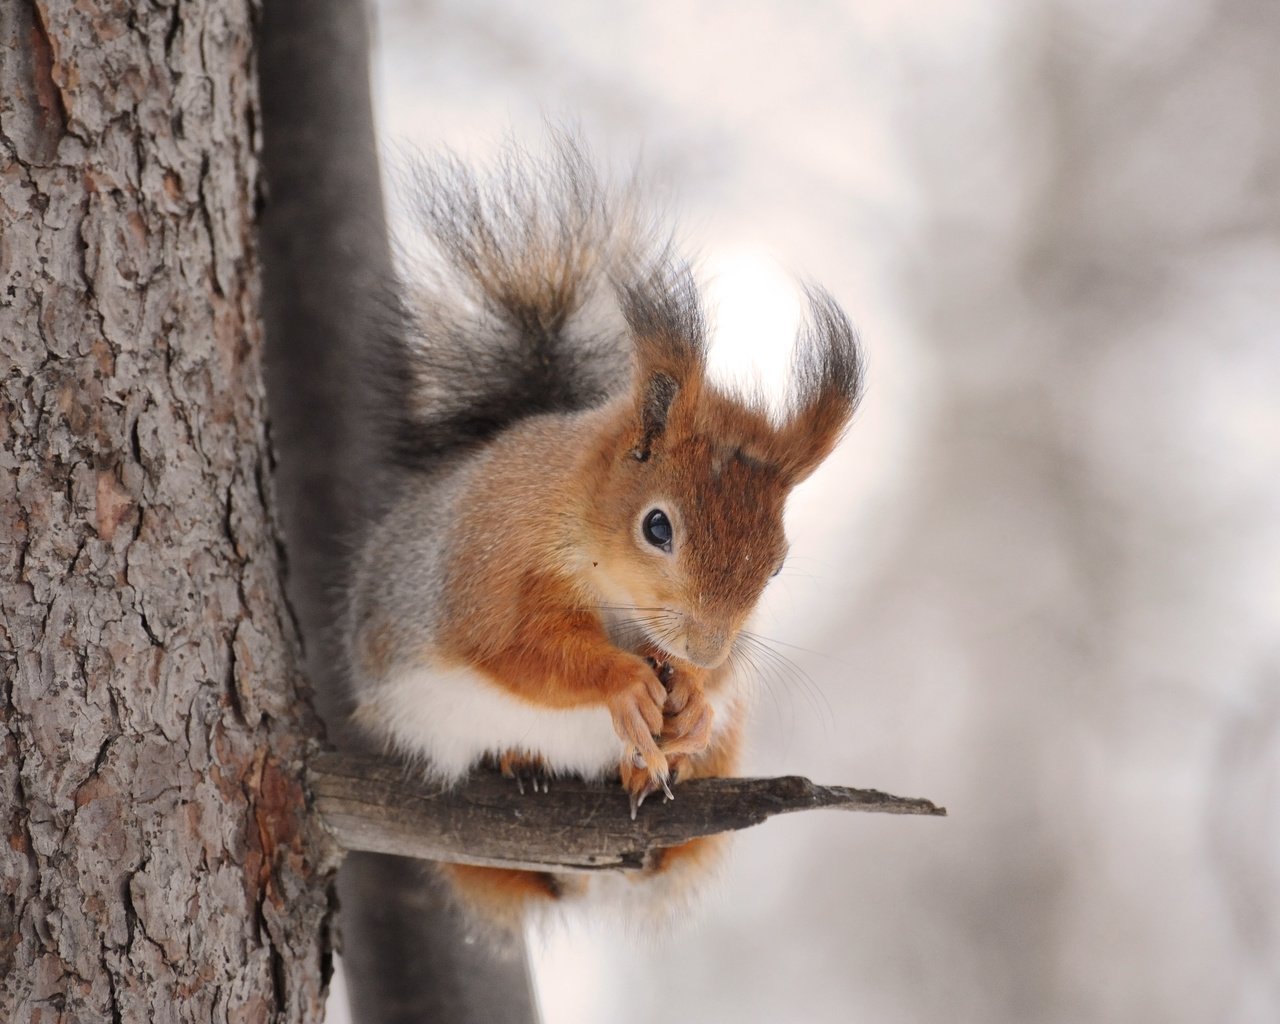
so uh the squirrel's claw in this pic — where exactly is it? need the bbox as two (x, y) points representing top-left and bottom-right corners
(493, 750), (553, 794)
(516, 769), (551, 794)
(626, 773), (670, 820)
(620, 753), (677, 819)
(619, 753), (675, 819)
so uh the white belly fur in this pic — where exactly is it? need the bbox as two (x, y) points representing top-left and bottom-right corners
(356, 663), (741, 783)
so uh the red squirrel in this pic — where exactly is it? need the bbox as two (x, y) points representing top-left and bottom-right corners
(345, 140), (863, 931)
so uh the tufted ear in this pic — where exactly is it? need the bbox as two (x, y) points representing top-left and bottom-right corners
(619, 259), (707, 460)
(772, 286), (865, 484)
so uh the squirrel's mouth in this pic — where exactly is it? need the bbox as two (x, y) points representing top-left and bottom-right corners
(598, 603), (734, 669)
(660, 620), (732, 669)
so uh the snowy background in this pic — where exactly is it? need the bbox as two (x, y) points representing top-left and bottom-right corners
(332, 2), (1280, 1021)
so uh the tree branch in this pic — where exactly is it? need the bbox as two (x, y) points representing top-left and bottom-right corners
(310, 752), (946, 873)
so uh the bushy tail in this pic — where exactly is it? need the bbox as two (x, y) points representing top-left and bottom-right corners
(374, 138), (670, 471)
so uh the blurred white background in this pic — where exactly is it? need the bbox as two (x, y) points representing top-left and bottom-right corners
(334, 1), (1280, 1021)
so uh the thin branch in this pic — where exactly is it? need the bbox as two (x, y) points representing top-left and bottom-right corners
(309, 751), (946, 873)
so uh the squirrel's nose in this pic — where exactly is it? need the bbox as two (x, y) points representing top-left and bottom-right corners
(683, 624), (730, 668)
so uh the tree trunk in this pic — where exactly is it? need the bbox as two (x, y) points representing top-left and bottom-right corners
(1, 2), (333, 1021)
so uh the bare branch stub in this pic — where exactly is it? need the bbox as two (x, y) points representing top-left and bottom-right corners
(309, 751), (946, 873)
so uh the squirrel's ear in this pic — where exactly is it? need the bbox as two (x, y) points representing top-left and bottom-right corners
(619, 260), (707, 460)
(774, 286), (865, 484)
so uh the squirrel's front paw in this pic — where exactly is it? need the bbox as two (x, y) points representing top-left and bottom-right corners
(605, 662), (670, 808)
(657, 665), (714, 758)
(642, 653), (715, 756)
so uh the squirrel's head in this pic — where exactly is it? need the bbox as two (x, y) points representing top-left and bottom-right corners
(585, 264), (864, 668)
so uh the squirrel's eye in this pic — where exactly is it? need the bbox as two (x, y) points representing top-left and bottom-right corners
(642, 509), (673, 551)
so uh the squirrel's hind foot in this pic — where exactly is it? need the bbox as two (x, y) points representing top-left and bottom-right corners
(488, 749), (554, 794)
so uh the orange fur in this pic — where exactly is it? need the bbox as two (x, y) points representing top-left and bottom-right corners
(439, 863), (585, 932)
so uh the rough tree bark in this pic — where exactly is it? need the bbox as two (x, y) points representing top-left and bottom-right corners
(1, 2), (333, 1021)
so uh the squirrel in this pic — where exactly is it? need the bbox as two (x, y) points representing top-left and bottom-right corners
(343, 138), (864, 932)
